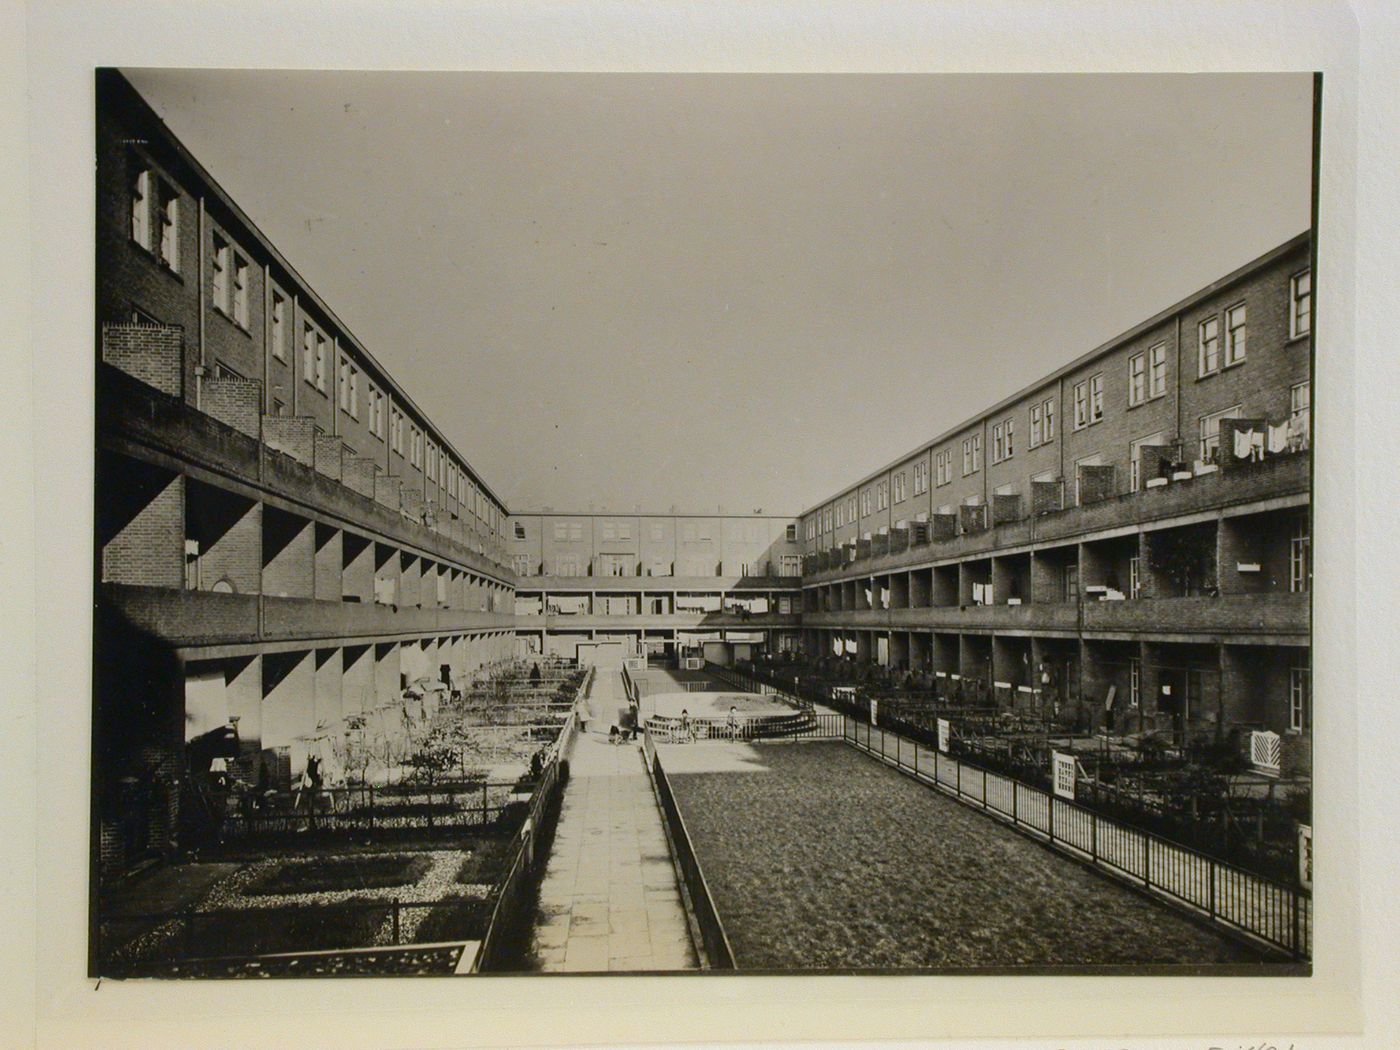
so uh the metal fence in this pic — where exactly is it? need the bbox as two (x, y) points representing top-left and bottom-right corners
(843, 718), (1310, 960)
(642, 728), (735, 969)
(219, 781), (526, 840)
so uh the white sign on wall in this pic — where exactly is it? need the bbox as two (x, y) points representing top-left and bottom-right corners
(1298, 823), (1312, 891)
(1052, 751), (1077, 799)
(869, 698), (878, 727)
(937, 718), (950, 753)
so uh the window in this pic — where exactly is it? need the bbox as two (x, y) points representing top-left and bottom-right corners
(1128, 352), (1147, 405)
(1149, 343), (1168, 398)
(992, 420), (1014, 463)
(780, 554), (801, 576)
(232, 254), (249, 327)
(1290, 517), (1310, 594)
(1063, 564), (1079, 603)
(303, 324), (315, 385)
(426, 442), (437, 479)
(512, 554), (532, 577)
(1129, 432), (1165, 492)
(271, 292), (287, 361)
(410, 427), (422, 468)
(1128, 656), (1141, 708)
(1199, 404), (1242, 462)
(390, 408), (404, 453)
(935, 449), (952, 486)
(1289, 663), (1311, 732)
(553, 522), (568, 541)
(601, 520), (616, 541)
(913, 461), (928, 495)
(338, 359), (351, 411)
(1199, 316), (1221, 375)
(156, 181), (179, 271)
(570, 523), (584, 541)
(212, 234), (229, 312)
(514, 522), (526, 539)
(846, 495), (857, 521)
(131, 167), (151, 248)
(1073, 380), (1089, 428)
(315, 333), (327, 392)
(1291, 381), (1311, 436)
(961, 434), (981, 475)
(861, 491), (872, 516)
(876, 481), (889, 511)
(1128, 555), (1141, 598)
(892, 473), (906, 503)
(1290, 270), (1312, 339)
(1043, 397), (1055, 442)
(1029, 404), (1044, 448)
(368, 386), (384, 438)
(1089, 374), (1104, 421)
(785, 523), (797, 542)
(1225, 303), (1247, 365)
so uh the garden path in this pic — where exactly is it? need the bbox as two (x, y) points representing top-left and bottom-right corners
(527, 670), (699, 972)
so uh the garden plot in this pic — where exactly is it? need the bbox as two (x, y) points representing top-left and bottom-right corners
(106, 843), (509, 968)
(666, 741), (1265, 971)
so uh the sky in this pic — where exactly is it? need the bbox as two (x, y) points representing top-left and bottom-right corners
(125, 70), (1313, 515)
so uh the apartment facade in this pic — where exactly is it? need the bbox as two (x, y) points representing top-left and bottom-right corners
(797, 235), (1313, 772)
(508, 511), (804, 662)
(95, 71), (516, 874)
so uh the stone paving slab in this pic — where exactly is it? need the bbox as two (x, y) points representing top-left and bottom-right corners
(527, 670), (699, 973)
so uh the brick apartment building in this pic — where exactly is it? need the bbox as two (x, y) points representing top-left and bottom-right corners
(93, 68), (1314, 876)
(797, 234), (1313, 773)
(506, 510), (804, 664)
(95, 70), (516, 874)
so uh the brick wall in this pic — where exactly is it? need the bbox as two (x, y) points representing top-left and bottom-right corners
(102, 473), (184, 588)
(261, 415), (316, 467)
(343, 457), (380, 499)
(102, 324), (184, 398)
(204, 376), (263, 438)
(374, 474), (401, 510)
(1031, 479), (1063, 516)
(313, 430), (344, 481)
(1078, 465), (1116, 505)
(992, 493), (1021, 525)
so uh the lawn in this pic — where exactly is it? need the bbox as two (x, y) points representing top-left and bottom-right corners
(666, 742), (1265, 971)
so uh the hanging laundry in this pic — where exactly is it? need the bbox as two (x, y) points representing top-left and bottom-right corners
(1250, 430), (1265, 461)
(1233, 428), (1254, 460)
(1267, 423), (1289, 454)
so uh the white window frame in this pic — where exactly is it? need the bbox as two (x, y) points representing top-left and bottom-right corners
(1198, 404), (1242, 462)
(1291, 381), (1311, 433)
(1089, 374), (1104, 422)
(1073, 381), (1089, 428)
(1199, 316), (1221, 376)
(303, 324), (316, 386)
(1149, 342), (1168, 398)
(232, 253), (249, 328)
(157, 180), (180, 272)
(1128, 352), (1147, 406)
(1029, 404), (1043, 448)
(1128, 657), (1141, 708)
(962, 435), (981, 476)
(1128, 555), (1141, 598)
(1224, 302), (1247, 366)
(1290, 517), (1310, 594)
(314, 333), (327, 392)
(1290, 269), (1312, 340)
(1289, 664), (1311, 732)
(271, 292), (287, 361)
(131, 166), (152, 249)
(211, 234), (229, 314)
(1043, 397), (1056, 442)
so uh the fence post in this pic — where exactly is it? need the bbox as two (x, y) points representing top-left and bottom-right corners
(1012, 780), (1019, 827)
(1048, 794), (1054, 842)
(1143, 833), (1151, 887)
(1090, 810), (1098, 863)
(1208, 858), (1216, 920)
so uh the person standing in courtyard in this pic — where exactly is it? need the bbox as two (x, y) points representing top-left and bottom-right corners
(727, 704), (742, 740)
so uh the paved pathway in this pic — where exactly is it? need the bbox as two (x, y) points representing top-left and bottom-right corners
(527, 670), (699, 972)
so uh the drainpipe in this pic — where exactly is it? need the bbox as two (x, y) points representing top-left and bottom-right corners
(195, 197), (207, 410)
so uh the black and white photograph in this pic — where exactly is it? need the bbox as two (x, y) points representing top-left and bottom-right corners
(16, 2), (1400, 1047)
(90, 66), (1318, 979)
